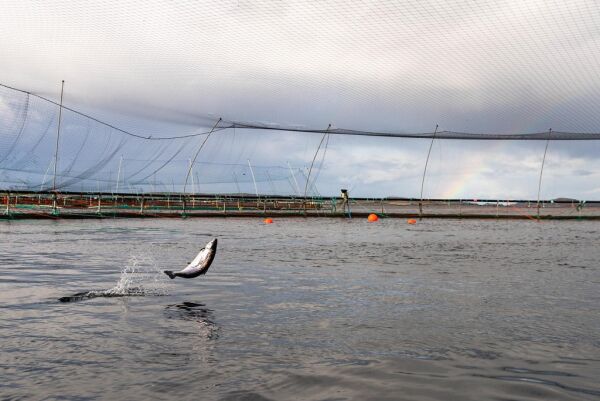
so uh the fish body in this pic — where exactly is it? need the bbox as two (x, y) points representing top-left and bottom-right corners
(164, 238), (218, 279)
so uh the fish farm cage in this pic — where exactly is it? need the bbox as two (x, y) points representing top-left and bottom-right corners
(2, 82), (600, 220)
(1, 191), (599, 220)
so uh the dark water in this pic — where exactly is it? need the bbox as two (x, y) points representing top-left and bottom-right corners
(1, 218), (599, 400)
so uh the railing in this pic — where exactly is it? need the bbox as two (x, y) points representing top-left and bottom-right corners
(1, 192), (598, 219)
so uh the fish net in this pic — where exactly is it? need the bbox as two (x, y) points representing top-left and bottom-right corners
(2, 1), (600, 200)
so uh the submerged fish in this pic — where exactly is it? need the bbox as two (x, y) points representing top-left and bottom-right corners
(164, 238), (218, 279)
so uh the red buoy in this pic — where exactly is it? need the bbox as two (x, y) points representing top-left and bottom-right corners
(264, 218), (273, 224)
(368, 213), (379, 222)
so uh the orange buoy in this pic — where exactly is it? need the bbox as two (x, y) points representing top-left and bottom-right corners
(367, 213), (379, 222)
(407, 218), (417, 225)
(264, 218), (273, 224)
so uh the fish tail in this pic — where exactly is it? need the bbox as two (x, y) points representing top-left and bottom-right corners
(163, 270), (176, 279)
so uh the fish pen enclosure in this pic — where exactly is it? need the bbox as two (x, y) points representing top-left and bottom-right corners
(2, 192), (600, 220)
(2, 82), (600, 220)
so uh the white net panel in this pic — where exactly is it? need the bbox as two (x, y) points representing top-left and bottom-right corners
(1, 1), (600, 199)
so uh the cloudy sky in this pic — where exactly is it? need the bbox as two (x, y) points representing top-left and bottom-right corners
(1, 1), (600, 198)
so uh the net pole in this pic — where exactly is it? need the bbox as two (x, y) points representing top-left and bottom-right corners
(304, 124), (331, 213)
(189, 159), (195, 195)
(419, 124), (438, 219)
(52, 80), (65, 214)
(537, 128), (552, 220)
(287, 161), (301, 196)
(182, 118), (221, 215)
(115, 155), (123, 193)
(40, 159), (53, 192)
(247, 159), (259, 201)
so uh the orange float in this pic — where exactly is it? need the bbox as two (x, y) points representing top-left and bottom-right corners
(407, 218), (417, 225)
(264, 218), (273, 224)
(367, 213), (379, 222)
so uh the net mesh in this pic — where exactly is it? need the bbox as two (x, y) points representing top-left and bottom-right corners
(2, 1), (600, 199)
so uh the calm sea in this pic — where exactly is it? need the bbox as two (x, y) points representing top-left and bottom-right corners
(1, 218), (599, 400)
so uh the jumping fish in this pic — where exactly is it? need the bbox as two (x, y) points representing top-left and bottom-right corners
(164, 238), (218, 279)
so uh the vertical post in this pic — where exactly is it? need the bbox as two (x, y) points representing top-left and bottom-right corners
(115, 155), (123, 193)
(247, 159), (259, 207)
(304, 124), (331, 213)
(140, 195), (145, 214)
(40, 159), (53, 192)
(537, 129), (552, 220)
(5, 193), (9, 215)
(97, 194), (102, 214)
(419, 124), (438, 219)
(183, 118), (222, 216)
(52, 80), (65, 215)
(287, 161), (301, 196)
(189, 159), (197, 208)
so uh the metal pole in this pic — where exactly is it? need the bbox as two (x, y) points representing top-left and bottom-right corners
(304, 125), (330, 201)
(115, 155), (123, 193)
(303, 125), (330, 214)
(189, 159), (196, 195)
(247, 159), (259, 206)
(183, 118), (221, 216)
(419, 124), (438, 219)
(183, 118), (221, 194)
(287, 161), (301, 196)
(40, 159), (53, 192)
(52, 80), (65, 214)
(537, 129), (552, 220)
(189, 159), (196, 208)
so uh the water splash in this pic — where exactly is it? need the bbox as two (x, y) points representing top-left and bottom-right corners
(104, 253), (169, 296)
(59, 254), (169, 302)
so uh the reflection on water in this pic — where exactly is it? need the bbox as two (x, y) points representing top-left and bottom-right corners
(0, 218), (599, 400)
(164, 302), (220, 340)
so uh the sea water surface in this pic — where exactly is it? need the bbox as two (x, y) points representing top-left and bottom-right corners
(1, 218), (599, 400)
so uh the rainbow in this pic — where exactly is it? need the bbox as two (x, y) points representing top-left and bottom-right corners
(439, 141), (509, 199)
